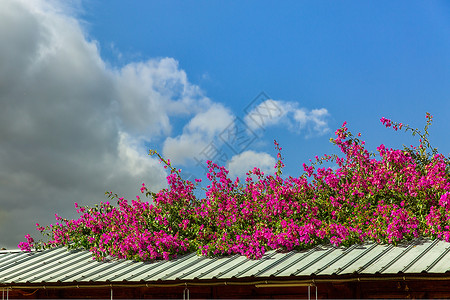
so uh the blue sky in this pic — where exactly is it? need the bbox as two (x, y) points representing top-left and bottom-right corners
(1, 0), (450, 248)
(83, 0), (450, 179)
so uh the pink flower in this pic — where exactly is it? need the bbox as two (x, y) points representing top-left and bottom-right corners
(380, 117), (392, 128)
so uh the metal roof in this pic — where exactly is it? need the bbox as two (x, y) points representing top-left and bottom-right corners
(1, 238), (450, 285)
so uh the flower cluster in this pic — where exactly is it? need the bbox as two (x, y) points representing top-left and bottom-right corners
(19, 113), (450, 261)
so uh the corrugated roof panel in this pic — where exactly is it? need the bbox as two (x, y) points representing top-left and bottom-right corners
(278, 247), (336, 277)
(70, 259), (125, 282)
(81, 259), (134, 282)
(161, 256), (208, 281)
(135, 253), (199, 281)
(405, 239), (443, 273)
(106, 260), (149, 282)
(376, 241), (418, 274)
(328, 243), (379, 275)
(190, 255), (240, 280)
(59, 258), (122, 283)
(358, 243), (400, 274)
(0, 253), (33, 277)
(426, 243), (450, 273)
(0, 251), (22, 265)
(1, 248), (71, 282)
(233, 251), (280, 278)
(39, 252), (96, 283)
(262, 249), (316, 277)
(88, 259), (140, 282)
(352, 244), (393, 274)
(2, 238), (450, 285)
(195, 255), (247, 279)
(114, 253), (196, 282)
(172, 256), (218, 280)
(252, 250), (298, 277)
(294, 247), (339, 276)
(11, 250), (90, 283)
(311, 244), (359, 275)
(214, 256), (255, 279)
(392, 240), (438, 273)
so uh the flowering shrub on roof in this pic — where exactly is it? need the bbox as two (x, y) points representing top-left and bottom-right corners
(19, 113), (450, 261)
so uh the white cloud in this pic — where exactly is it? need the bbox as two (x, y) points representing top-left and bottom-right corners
(162, 104), (234, 165)
(162, 133), (209, 166)
(227, 150), (276, 179)
(185, 104), (234, 138)
(0, 0), (207, 248)
(244, 99), (288, 131)
(244, 99), (330, 137)
(114, 58), (211, 138)
(293, 107), (330, 136)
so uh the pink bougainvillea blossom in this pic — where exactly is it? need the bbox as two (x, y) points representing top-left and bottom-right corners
(19, 113), (450, 261)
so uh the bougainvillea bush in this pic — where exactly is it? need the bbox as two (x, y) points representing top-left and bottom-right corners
(19, 113), (450, 261)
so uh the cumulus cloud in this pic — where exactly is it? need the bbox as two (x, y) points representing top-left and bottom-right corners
(162, 104), (234, 165)
(244, 99), (288, 131)
(0, 0), (207, 248)
(114, 58), (211, 138)
(227, 150), (276, 179)
(244, 99), (330, 137)
(293, 108), (330, 136)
